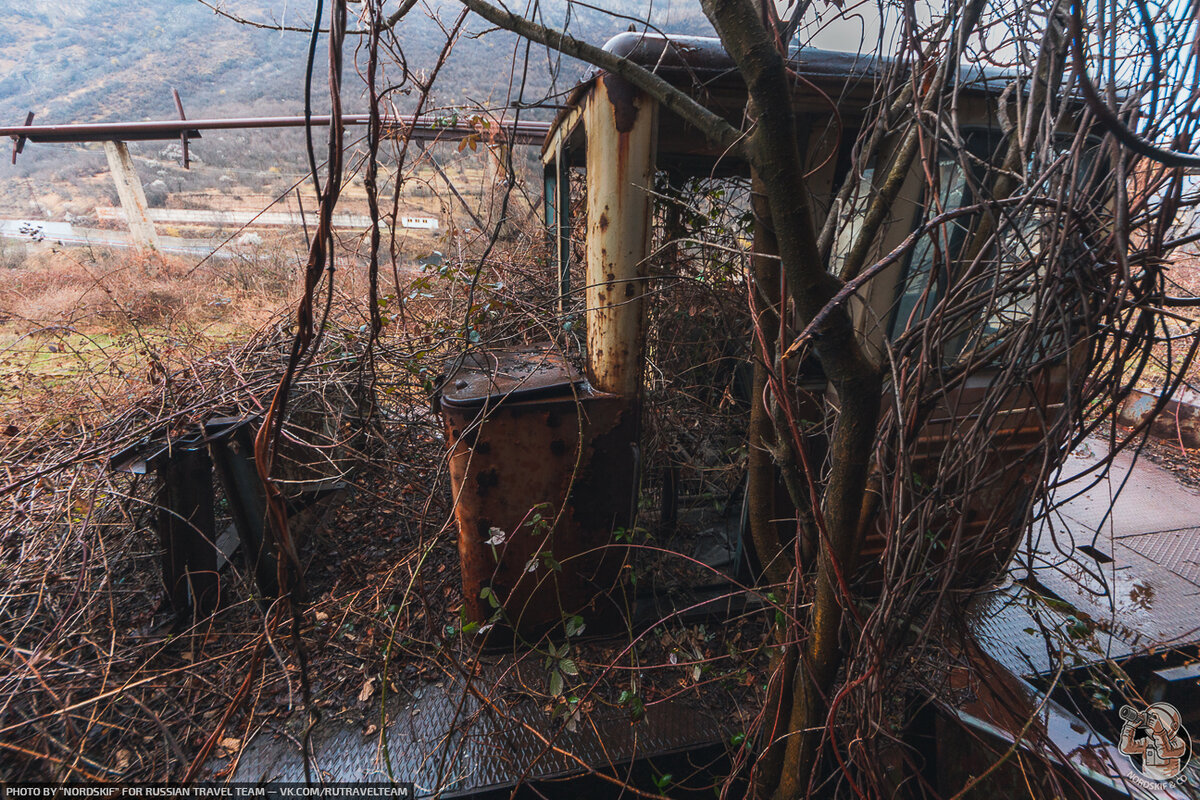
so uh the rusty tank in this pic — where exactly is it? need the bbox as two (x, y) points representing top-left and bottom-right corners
(439, 345), (637, 640)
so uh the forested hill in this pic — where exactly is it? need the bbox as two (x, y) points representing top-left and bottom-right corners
(0, 0), (714, 128)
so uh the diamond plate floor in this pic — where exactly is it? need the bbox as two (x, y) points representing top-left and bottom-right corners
(231, 436), (1200, 790)
(231, 657), (744, 795)
(974, 438), (1200, 677)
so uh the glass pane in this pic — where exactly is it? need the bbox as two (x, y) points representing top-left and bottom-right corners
(891, 154), (970, 338)
(829, 165), (875, 278)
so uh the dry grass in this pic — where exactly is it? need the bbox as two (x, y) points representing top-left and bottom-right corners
(0, 247), (292, 331)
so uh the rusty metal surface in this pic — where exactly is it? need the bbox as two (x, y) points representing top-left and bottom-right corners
(229, 660), (738, 795)
(441, 345), (637, 638)
(156, 445), (220, 615)
(440, 346), (581, 408)
(860, 364), (1070, 586)
(1117, 386), (1200, 449)
(583, 75), (657, 397)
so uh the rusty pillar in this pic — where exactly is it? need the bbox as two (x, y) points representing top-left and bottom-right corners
(583, 75), (657, 397)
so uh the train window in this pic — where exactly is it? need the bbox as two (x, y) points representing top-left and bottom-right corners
(829, 164), (876, 278)
(889, 130), (1104, 360)
(891, 150), (974, 340)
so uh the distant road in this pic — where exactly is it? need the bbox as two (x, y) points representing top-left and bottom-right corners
(2, 211), (439, 260)
(94, 206), (439, 230)
(95, 206), (377, 229)
(0, 219), (229, 259)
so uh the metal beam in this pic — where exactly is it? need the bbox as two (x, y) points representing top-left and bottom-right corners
(1, 113), (551, 149)
(156, 445), (220, 617)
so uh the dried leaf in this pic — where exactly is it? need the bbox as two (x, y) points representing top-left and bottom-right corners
(358, 677), (376, 703)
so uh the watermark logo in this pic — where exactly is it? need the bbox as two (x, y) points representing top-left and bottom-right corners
(1117, 702), (1192, 785)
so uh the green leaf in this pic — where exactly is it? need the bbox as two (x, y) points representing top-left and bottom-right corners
(559, 658), (579, 676)
(628, 694), (645, 723)
(549, 670), (564, 697)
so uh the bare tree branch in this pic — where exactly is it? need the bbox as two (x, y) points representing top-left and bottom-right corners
(1070, 0), (1200, 168)
(455, 0), (747, 154)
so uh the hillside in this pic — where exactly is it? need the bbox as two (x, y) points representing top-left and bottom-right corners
(0, 0), (713, 131)
(0, 0), (713, 218)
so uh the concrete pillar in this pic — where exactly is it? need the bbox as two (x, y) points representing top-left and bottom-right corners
(583, 75), (658, 397)
(103, 140), (161, 253)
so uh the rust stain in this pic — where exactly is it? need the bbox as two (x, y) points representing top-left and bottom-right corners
(1117, 386), (1200, 449)
(601, 74), (639, 133)
(475, 468), (499, 496)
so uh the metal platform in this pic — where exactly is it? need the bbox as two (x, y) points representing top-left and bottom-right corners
(973, 438), (1200, 677)
(229, 657), (743, 795)
(232, 437), (1200, 793)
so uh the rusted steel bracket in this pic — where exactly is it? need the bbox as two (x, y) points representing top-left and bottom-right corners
(172, 88), (191, 169)
(204, 416), (275, 598)
(10, 111), (32, 165)
(156, 440), (220, 615)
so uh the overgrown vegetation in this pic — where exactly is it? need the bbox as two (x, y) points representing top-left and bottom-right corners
(3, 0), (1200, 797)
